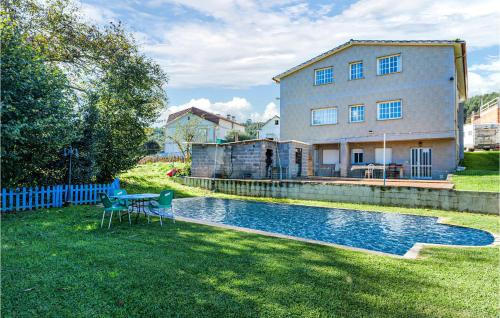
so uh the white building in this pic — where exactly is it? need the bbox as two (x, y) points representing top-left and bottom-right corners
(257, 115), (280, 140)
(164, 107), (245, 157)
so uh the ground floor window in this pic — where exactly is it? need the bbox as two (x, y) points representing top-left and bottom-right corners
(351, 149), (364, 164)
(375, 148), (392, 164)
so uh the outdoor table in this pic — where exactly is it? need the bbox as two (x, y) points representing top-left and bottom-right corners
(350, 165), (404, 178)
(110, 193), (160, 222)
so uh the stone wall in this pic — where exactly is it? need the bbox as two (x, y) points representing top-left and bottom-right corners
(191, 140), (310, 180)
(178, 177), (500, 214)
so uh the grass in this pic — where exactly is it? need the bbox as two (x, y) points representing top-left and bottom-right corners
(452, 151), (499, 192)
(2, 162), (499, 317)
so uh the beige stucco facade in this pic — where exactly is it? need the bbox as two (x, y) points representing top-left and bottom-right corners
(275, 41), (467, 179)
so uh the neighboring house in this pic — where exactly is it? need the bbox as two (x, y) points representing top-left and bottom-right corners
(464, 97), (500, 151)
(257, 115), (280, 140)
(164, 107), (245, 157)
(273, 39), (467, 179)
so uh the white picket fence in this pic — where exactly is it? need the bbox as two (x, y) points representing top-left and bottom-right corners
(1, 179), (120, 212)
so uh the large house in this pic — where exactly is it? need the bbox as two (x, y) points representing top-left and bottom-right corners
(257, 115), (280, 140)
(273, 39), (467, 179)
(164, 107), (245, 157)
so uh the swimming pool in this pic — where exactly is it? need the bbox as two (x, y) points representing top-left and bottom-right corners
(172, 197), (494, 256)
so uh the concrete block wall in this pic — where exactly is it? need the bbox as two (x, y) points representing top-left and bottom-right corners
(179, 177), (500, 214)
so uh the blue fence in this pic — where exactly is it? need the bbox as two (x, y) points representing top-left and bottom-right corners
(1, 179), (120, 212)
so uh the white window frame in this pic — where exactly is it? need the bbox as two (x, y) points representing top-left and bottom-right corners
(314, 67), (334, 85)
(349, 61), (363, 80)
(311, 107), (338, 126)
(351, 149), (364, 164)
(377, 54), (401, 75)
(377, 99), (402, 120)
(349, 104), (365, 123)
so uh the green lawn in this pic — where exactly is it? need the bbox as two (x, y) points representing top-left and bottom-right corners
(452, 151), (499, 192)
(2, 163), (499, 317)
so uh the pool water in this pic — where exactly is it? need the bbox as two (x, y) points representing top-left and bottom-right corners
(172, 197), (494, 256)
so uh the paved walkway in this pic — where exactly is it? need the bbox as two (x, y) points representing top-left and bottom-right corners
(301, 177), (454, 190)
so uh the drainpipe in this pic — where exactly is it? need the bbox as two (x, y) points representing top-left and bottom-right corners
(383, 133), (386, 186)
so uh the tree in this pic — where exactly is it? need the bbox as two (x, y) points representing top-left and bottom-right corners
(244, 121), (264, 139)
(225, 130), (253, 142)
(0, 18), (79, 187)
(166, 116), (204, 160)
(2, 0), (168, 183)
(143, 140), (161, 155)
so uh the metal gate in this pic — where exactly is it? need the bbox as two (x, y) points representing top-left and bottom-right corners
(410, 148), (432, 179)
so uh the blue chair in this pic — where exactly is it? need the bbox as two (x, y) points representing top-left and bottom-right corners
(147, 190), (174, 226)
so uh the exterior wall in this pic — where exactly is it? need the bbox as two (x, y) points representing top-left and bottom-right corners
(258, 116), (280, 140)
(280, 44), (458, 144)
(164, 114), (244, 156)
(180, 177), (500, 215)
(347, 139), (456, 179)
(190, 140), (310, 179)
(473, 106), (500, 124)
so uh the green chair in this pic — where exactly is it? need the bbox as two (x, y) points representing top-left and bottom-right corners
(99, 192), (130, 229)
(113, 189), (129, 207)
(147, 190), (174, 226)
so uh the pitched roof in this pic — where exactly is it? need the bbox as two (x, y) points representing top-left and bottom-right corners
(272, 39), (467, 98)
(166, 107), (243, 126)
(261, 115), (280, 127)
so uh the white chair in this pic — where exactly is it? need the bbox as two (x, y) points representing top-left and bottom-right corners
(364, 164), (375, 179)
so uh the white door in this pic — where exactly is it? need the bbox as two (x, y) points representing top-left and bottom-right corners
(410, 148), (432, 179)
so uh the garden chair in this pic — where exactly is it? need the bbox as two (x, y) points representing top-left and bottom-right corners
(364, 164), (375, 179)
(99, 192), (130, 229)
(113, 189), (130, 211)
(147, 190), (174, 226)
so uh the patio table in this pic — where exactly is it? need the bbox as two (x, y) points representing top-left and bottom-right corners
(110, 193), (160, 222)
(350, 165), (404, 178)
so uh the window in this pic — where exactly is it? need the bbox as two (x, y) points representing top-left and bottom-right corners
(377, 100), (402, 120)
(375, 148), (392, 164)
(349, 61), (363, 80)
(377, 54), (401, 75)
(349, 105), (365, 122)
(351, 149), (364, 164)
(314, 67), (334, 85)
(311, 107), (337, 125)
(274, 119), (279, 125)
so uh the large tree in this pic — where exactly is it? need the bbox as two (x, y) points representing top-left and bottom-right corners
(1, 17), (79, 187)
(2, 0), (168, 185)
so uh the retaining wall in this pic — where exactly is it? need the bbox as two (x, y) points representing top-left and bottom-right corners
(178, 177), (500, 214)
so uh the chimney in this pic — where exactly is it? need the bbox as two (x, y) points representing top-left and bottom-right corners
(226, 114), (231, 120)
(232, 116), (236, 121)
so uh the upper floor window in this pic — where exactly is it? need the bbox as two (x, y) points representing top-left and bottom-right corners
(311, 107), (337, 125)
(274, 119), (279, 125)
(377, 100), (402, 120)
(349, 105), (365, 122)
(314, 67), (334, 85)
(377, 54), (401, 75)
(349, 61), (363, 80)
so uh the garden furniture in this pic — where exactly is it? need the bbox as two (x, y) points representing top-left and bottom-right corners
(99, 192), (130, 229)
(147, 190), (175, 226)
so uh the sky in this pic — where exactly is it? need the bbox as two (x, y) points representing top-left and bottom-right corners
(80, 0), (500, 124)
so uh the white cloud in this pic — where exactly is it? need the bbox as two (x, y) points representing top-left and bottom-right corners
(250, 102), (279, 122)
(80, 3), (117, 24)
(81, 0), (500, 96)
(136, 0), (500, 88)
(468, 57), (500, 96)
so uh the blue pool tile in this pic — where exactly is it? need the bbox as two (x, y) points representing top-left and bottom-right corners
(172, 198), (495, 256)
